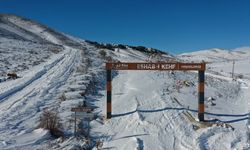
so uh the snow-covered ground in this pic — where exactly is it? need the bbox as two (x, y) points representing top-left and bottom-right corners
(89, 49), (250, 149)
(0, 14), (249, 149)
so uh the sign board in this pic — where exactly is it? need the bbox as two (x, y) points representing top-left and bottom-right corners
(106, 62), (205, 71)
(179, 63), (203, 70)
(71, 107), (93, 112)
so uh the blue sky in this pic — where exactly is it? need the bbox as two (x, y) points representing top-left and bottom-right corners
(1, 0), (250, 54)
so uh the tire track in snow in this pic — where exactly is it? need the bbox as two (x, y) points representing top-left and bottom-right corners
(7, 88), (36, 109)
(0, 53), (66, 113)
(160, 96), (195, 150)
(0, 54), (65, 102)
(99, 71), (197, 150)
(0, 47), (79, 138)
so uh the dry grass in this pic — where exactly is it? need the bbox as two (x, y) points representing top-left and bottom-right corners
(38, 109), (64, 138)
(99, 50), (107, 58)
(76, 64), (88, 74)
(58, 93), (66, 102)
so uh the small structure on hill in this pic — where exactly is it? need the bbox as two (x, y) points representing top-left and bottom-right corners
(7, 72), (19, 79)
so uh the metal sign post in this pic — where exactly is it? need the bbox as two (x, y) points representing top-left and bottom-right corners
(106, 62), (206, 121)
(74, 112), (76, 136)
(71, 106), (95, 136)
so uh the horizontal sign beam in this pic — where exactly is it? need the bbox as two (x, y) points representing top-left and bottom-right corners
(106, 62), (205, 71)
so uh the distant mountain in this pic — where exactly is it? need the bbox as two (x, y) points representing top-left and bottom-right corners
(178, 48), (250, 62)
(0, 14), (87, 49)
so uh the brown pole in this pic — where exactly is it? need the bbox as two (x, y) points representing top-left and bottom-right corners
(198, 70), (205, 121)
(74, 112), (76, 136)
(107, 69), (112, 119)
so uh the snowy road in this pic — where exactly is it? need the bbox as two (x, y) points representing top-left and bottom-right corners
(0, 47), (80, 148)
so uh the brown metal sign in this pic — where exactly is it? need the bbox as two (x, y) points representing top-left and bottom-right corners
(71, 107), (93, 112)
(179, 63), (205, 70)
(106, 62), (205, 71)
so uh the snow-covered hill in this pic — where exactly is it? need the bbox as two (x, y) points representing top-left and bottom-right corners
(91, 47), (250, 149)
(179, 48), (250, 62)
(0, 14), (249, 150)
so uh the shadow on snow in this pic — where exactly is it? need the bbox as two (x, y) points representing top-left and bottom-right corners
(112, 107), (250, 123)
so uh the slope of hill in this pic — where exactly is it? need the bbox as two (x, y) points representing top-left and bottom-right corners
(179, 48), (250, 62)
(0, 14), (249, 150)
(90, 48), (250, 149)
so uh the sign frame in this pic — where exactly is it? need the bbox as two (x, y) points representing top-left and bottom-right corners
(106, 62), (206, 122)
(106, 62), (205, 71)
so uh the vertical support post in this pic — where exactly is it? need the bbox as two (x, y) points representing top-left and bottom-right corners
(74, 112), (76, 136)
(107, 69), (112, 119)
(232, 60), (235, 79)
(87, 120), (90, 138)
(198, 70), (205, 121)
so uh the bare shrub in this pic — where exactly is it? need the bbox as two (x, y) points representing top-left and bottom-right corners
(79, 91), (86, 97)
(96, 141), (103, 150)
(51, 49), (60, 54)
(85, 80), (96, 94)
(99, 50), (107, 58)
(106, 56), (113, 62)
(117, 44), (126, 49)
(237, 74), (244, 79)
(59, 93), (66, 102)
(32, 61), (40, 66)
(76, 65), (87, 74)
(85, 58), (92, 67)
(38, 109), (64, 138)
(7, 72), (19, 79)
(69, 87), (76, 92)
